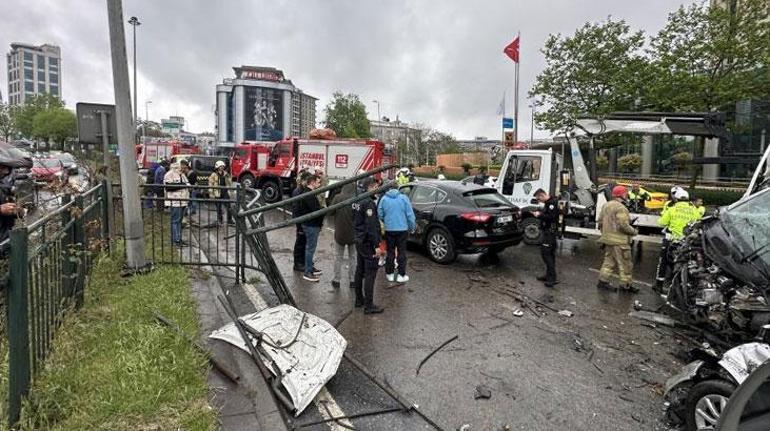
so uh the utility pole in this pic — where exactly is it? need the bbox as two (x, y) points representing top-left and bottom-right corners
(143, 100), (151, 140)
(107, 0), (147, 270)
(372, 99), (380, 121)
(128, 16), (141, 138)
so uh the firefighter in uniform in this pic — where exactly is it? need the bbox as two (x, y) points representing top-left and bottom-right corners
(533, 188), (560, 287)
(654, 187), (702, 290)
(597, 185), (639, 293)
(352, 177), (384, 314)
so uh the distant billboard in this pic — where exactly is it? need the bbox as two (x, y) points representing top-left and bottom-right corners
(76, 103), (117, 150)
(244, 88), (283, 141)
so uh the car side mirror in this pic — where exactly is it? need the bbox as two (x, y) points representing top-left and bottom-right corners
(530, 198), (538, 205)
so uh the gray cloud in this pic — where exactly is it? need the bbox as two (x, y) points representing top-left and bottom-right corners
(1, 0), (688, 139)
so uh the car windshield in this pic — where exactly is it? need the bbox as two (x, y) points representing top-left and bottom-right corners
(34, 158), (61, 168)
(464, 190), (511, 208)
(722, 189), (770, 274)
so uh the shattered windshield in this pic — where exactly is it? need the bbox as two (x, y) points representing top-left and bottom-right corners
(722, 189), (770, 277)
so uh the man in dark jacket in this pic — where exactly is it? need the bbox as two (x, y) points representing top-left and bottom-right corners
(533, 188), (560, 287)
(154, 159), (168, 209)
(299, 174), (324, 282)
(330, 183), (356, 288)
(353, 178), (384, 314)
(292, 171), (310, 272)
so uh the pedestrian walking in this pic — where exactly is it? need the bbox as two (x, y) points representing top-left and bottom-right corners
(378, 184), (416, 283)
(180, 159), (198, 216)
(597, 185), (638, 293)
(292, 170), (310, 272)
(330, 183), (357, 288)
(353, 177), (384, 314)
(655, 187), (702, 290)
(154, 159), (169, 210)
(533, 188), (560, 287)
(298, 174), (324, 282)
(208, 160), (233, 224)
(164, 161), (189, 247)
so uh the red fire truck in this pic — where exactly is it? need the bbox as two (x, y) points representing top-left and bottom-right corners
(231, 136), (390, 203)
(136, 140), (200, 169)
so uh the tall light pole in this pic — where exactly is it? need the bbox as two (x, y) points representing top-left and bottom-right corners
(143, 100), (151, 139)
(128, 16), (141, 137)
(372, 99), (380, 121)
(528, 99), (541, 146)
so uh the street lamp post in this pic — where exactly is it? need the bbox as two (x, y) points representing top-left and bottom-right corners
(128, 16), (141, 137)
(143, 100), (151, 139)
(528, 99), (541, 146)
(372, 99), (380, 121)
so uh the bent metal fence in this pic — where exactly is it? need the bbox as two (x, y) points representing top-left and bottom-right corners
(6, 180), (110, 426)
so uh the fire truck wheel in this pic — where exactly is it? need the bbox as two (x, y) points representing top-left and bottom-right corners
(240, 173), (256, 190)
(261, 179), (281, 203)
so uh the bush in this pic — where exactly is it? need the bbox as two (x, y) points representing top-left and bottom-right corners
(618, 153), (642, 173)
(596, 154), (609, 169)
(461, 163), (472, 174)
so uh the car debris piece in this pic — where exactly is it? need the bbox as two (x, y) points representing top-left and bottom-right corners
(458, 425), (470, 431)
(628, 310), (678, 328)
(474, 385), (492, 400)
(416, 335), (459, 375)
(558, 310), (573, 317)
(210, 303), (346, 416)
(512, 309), (524, 317)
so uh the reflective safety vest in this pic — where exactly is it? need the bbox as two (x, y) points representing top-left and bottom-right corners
(396, 173), (410, 186)
(658, 201), (701, 239)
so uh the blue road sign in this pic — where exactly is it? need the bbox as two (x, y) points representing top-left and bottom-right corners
(502, 117), (514, 129)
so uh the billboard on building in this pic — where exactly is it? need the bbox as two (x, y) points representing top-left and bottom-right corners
(244, 87), (283, 141)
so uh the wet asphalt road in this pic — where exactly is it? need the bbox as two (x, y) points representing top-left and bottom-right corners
(192, 204), (689, 431)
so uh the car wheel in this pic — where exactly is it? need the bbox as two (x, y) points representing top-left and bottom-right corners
(426, 227), (456, 264)
(261, 179), (281, 204)
(684, 379), (735, 431)
(521, 217), (544, 245)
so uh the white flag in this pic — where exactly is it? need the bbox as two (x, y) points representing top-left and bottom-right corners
(496, 91), (506, 116)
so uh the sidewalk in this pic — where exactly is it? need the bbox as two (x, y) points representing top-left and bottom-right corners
(185, 240), (289, 431)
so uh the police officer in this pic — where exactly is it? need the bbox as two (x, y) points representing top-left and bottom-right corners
(533, 188), (560, 287)
(597, 185), (638, 293)
(396, 167), (410, 186)
(352, 177), (384, 314)
(627, 184), (650, 213)
(655, 187), (701, 290)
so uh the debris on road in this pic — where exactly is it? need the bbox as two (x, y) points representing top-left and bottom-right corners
(512, 309), (524, 317)
(473, 385), (492, 400)
(628, 310), (678, 328)
(458, 425), (470, 431)
(558, 310), (574, 318)
(417, 335), (459, 375)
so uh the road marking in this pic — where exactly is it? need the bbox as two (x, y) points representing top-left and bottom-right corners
(587, 268), (653, 287)
(200, 221), (350, 429)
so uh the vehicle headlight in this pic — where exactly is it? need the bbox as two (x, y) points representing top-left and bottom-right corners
(55, 171), (63, 176)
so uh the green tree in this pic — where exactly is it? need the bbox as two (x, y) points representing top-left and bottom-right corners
(0, 103), (18, 141)
(323, 92), (371, 138)
(14, 93), (64, 138)
(32, 107), (77, 148)
(647, 0), (770, 112)
(618, 153), (642, 173)
(529, 18), (648, 132)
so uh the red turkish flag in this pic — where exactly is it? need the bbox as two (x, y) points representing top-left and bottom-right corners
(503, 36), (519, 63)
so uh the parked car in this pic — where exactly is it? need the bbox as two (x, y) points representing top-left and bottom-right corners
(52, 152), (78, 175)
(399, 180), (523, 263)
(31, 157), (67, 184)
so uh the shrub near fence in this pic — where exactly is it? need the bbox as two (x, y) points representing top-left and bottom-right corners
(4, 181), (110, 427)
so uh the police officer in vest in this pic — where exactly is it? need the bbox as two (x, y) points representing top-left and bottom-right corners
(655, 187), (702, 290)
(533, 188), (560, 287)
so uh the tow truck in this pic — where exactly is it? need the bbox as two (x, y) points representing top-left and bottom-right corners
(231, 136), (390, 203)
(495, 112), (730, 245)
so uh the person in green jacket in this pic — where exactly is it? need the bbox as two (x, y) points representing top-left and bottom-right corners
(654, 187), (702, 290)
(597, 185), (639, 293)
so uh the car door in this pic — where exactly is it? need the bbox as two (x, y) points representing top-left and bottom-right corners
(405, 185), (446, 242)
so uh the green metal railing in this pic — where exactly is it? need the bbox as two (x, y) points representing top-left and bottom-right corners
(5, 180), (110, 427)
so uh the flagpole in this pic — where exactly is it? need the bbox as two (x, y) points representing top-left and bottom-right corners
(513, 31), (520, 145)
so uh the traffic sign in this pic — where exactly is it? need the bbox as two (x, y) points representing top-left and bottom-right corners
(502, 117), (514, 129)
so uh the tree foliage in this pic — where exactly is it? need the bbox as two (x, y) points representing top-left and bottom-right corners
(529, 18), (648, 132)
(323, 92), (371, 138)
(14, 93), (64, 138)
(31, 107), (76, 146)
(0, 103), (18, 142)
(618, 153), (642, 173)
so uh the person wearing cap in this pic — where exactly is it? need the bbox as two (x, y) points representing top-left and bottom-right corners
(533, 188), (560, 287)
(164, 161), (190, 247)
(353, 177), (384, 314)
(396, 167), (410, 186)
(209, 160), (233, 224)
(654, 187), (702, 290)
(597, 185), (638, 293)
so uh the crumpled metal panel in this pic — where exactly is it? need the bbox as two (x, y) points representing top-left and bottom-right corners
(210, 304), (346, 415)
(719, 342), (770, 384)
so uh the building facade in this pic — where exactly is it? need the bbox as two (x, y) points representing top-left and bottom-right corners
(6, 43), (61, 105)
(215, 66), (316, 145)
(369, 118), (421, 147)
(161, 116), (185, 137)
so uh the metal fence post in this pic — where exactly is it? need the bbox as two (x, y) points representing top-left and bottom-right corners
(7, 227), (30, 428)
(100, 180), (112, 253)
(73, 195), (86, 308)
(61, 194), (74, 298)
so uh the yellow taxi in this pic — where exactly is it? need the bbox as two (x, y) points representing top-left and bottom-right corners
(618, 182), (668, 211)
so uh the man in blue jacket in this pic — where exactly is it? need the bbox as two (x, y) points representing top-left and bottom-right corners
(378, 186), (416, 283)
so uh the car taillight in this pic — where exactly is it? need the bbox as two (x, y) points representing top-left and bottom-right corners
(460, 212), (491, 223)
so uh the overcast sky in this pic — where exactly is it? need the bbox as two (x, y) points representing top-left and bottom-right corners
(1, 0), (691, 140)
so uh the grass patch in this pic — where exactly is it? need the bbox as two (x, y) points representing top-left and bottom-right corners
(10, 250), (217, 431)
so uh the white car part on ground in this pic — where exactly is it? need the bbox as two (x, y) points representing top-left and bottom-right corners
(209, 304), (347, 416)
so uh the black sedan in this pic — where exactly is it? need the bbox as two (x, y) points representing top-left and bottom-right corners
(399, 181), (523, 263)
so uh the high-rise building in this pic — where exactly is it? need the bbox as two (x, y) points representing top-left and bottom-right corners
(6, 43), (61, 105)
(215, 66), (316, 145)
